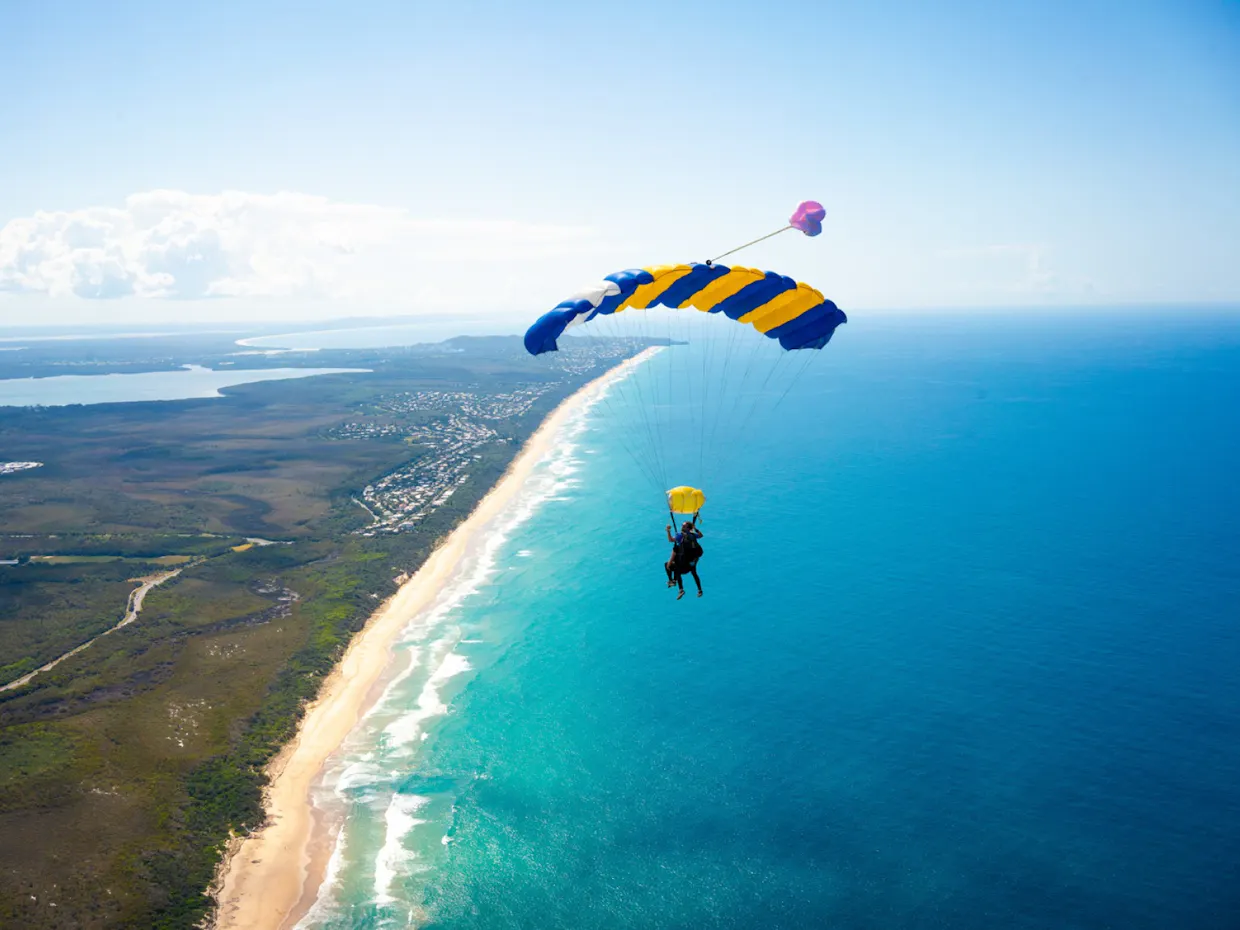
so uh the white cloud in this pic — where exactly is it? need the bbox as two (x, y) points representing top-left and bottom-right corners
(922, 241), (1096, 303)
(0, 190), (599, 302)
(937, 243), (1066, 297)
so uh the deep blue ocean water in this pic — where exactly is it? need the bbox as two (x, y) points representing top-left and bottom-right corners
(302, 311), (1240, 930)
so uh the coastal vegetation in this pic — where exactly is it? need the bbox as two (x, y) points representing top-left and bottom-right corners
(0, 335), (638, 928)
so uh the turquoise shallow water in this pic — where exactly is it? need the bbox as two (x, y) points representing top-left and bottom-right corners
(299, 311), (1240, 930)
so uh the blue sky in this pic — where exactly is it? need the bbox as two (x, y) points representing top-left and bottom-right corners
(1, 0), (1237, 325)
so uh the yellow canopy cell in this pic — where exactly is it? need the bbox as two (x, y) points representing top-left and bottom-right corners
(666, 486), (706, 514)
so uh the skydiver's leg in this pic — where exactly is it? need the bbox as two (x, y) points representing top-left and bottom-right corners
(665, 559), (677, 587)
(689, 564), (702, 595)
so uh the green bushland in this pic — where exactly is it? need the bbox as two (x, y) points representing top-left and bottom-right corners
(0, 562), (141, 686)
(0, 336), (634, 928)
(0, 533), (237, 560)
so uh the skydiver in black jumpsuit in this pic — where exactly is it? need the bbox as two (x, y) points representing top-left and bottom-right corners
(665, 515), (704, 600)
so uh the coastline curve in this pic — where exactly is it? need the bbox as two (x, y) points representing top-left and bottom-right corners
(211, 347), (661, 930)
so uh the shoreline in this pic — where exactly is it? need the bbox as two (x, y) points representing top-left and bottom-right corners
(211, 348), (660, 930)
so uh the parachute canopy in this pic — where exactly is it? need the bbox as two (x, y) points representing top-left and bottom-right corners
(524, 262), (846, 356)
(667, 486), (706, 515)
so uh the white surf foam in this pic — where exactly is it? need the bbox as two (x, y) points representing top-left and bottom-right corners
(373, 792), (431, 904)
(333, 759), (386, 798)
(291, 824), (349, 929)
(382, 651), (472, 751)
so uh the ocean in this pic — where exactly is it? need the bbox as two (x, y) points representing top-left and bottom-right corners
(294, 310), (1240, 930)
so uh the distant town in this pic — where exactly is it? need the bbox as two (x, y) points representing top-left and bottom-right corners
(345, 384), (565, 533)
(354, 412), (499, 533)
(333, 342), (639, 534)
(0, 461), (42, 476)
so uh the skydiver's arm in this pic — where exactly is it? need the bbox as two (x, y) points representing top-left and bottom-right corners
(666, 525), (675, 543)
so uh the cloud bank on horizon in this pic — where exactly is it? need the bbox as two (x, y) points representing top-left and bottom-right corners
(0, 189), (1097, 321)
(0, 189), (599, 304)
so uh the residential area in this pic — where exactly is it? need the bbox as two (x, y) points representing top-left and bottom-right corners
(340, 340), (645, 533)
(355, 413), (500, 534)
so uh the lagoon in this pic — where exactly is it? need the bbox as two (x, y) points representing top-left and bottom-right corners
(0, 364), (368, 407)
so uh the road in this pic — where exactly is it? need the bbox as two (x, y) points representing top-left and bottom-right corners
(0, 565), (186, 693)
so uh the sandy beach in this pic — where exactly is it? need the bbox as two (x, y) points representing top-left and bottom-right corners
(212, 349), (657, 930)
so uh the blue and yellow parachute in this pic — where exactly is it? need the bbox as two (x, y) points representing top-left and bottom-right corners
(524, 262), (846, 355)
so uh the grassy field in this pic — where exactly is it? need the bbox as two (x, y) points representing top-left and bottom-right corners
(0, 335), (634, 928)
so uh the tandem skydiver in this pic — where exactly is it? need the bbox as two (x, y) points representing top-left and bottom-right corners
(665, 514), (704, 600)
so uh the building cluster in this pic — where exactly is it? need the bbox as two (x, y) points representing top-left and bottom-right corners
(327, 386), (555, 446)
(460, 386), (552, 419)
(0, 461), (42, 476)
(325, 422), (407, 441)
(356, 414), (499, 535)
(344, 340), (643, 535)
(372, 385), (555, 421)
(373, 389), (478, 414)
(551, 341), (642, 376)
